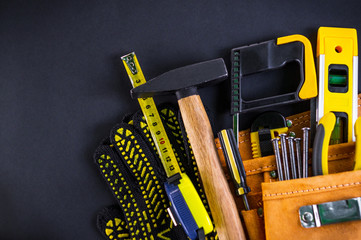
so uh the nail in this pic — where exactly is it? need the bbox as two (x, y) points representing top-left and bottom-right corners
(271, 138), (284, 181)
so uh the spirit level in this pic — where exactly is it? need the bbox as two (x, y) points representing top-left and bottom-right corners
(316, 27), (358, 143)
(121, 52), (213, 239)
(300, 197), (361, 228)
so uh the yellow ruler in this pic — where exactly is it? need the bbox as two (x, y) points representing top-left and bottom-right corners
(121, 52), (181, 177)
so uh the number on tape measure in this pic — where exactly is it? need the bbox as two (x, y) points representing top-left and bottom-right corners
(122, 52), (181, 177)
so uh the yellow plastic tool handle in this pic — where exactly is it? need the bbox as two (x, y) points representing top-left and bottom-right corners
(277, 34), (318, 100)
(121, 52), (181, 177)
(219, 130), (242, 193)
(178, 173), (214, 235)
(250, 126), (288, 158)
(312, 112), (336, 175)
(354, 117), (361, 170)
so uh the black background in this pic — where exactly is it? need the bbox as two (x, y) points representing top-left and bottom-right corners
(1, 1), (361, 239)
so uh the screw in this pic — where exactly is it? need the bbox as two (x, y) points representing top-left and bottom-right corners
(302, 212), (314, 223)
(270, 170), (277, 179)
(287, 136), (297, 179)
(302, 127), (311, 178)
(295, 138), (302, 178)
(271, 138), (284, 181)
(279, 134), (290, 180)
(286, 119), (293, 127)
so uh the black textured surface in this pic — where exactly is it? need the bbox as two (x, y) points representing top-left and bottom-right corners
(1, 1), (361, 239)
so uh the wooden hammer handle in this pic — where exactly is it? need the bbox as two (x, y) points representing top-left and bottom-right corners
(178, 94), (246, 240)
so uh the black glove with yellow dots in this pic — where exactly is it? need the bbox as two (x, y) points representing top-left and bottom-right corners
(133, 105), (217, 239)
(94, 104), (218, 240)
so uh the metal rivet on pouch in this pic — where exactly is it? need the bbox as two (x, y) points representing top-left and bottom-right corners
(301, 212), (314, 223)
(286, 119), (293, 127)
(270, 170), (277, 179)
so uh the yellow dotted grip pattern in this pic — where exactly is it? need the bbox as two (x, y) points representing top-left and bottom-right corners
(94, 123), (175, 239)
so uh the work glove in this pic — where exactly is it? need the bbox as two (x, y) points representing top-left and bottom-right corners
(94, 104), (218, 240)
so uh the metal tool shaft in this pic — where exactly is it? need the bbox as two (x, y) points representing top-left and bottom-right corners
(302, 127), (310, 178)
(233, 113), (239, 149)
(242, 195), (250, 211)
(271, 138), (284, 181)
(287, 136), (297, 179)
(295, 138), (302, 178)
(279, 134), (290, 180)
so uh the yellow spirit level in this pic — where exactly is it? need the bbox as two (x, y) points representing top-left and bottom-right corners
(316, 27), (358, 143)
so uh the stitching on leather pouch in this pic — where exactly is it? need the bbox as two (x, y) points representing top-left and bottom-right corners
(264, 181), (361, 197)
(238, 132), (250, 138)
(292, 119), (310, 127)
(239, 139), (250, 144)
(246, 164), (277, 173)
(328, 151), (354, 159)
(291, 113), (309, 122)
(244, 152), (352, 173)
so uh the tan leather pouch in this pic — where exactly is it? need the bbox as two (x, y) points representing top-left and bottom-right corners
(263, 142), (361, 240)
(215, 102), (361, 239)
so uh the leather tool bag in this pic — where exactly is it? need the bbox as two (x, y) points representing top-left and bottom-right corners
(215, 96), (361, 240)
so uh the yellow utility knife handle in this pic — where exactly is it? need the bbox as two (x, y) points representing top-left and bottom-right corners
(277, 34), (318, 100)
(250, 126), (288, 158)
(312, 112), (336, 175)
(354, 117), (361, 170)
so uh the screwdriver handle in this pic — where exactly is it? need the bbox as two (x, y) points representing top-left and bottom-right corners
(178, 95), (246, 240)
(218, 129), (250, 210)
(354, 117), (361, 171)
(312, 112), (336, 176)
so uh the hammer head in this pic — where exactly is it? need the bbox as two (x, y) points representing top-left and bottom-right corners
(130, 58), (228, 99)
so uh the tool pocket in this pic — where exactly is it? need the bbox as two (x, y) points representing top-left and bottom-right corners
(216, 108), (361, 240)
(262, 142), (361, 240)
(263, 172), (361, 240)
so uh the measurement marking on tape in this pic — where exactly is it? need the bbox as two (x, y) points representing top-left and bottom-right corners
(121, 52), (180, 177)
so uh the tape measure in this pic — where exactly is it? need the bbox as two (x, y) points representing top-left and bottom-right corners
(316, 27), (358, 143)
(121, 52), (213, 239)
(122, 53), (180, 177)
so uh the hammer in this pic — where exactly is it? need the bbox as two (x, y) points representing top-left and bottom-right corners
(131, 59), (246, 240)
